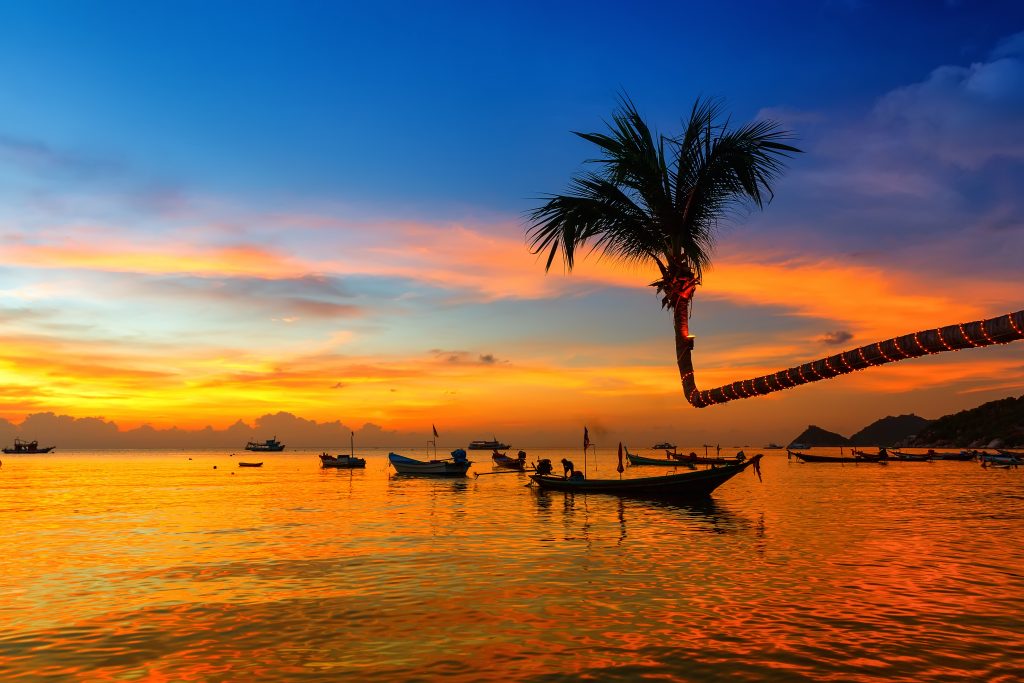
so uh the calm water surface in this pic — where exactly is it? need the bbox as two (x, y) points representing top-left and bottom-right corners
(1, 447), (1023, 681)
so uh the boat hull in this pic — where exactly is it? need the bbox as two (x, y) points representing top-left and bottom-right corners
(245, 445), (285, 452)
(320, 455), (366, 469)
(789, 450), (882, 463)
(2, 446), (55, 454)
(238, 462), (263, 467)
(530, 455), (761, 499)
(626, 452), (696, 467)
(491, 451), (526, 470)
(468, 441), (510, 450)
(388, 453), (472, 477)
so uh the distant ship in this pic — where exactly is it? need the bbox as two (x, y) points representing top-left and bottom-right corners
(763, 443), (784, 450)
(245, 437), (285, 452)
(651, 441), (676, 450)
(3, 439), (55, 454)
(468, 438), (510, 451)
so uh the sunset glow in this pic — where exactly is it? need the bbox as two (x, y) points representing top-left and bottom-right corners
(1, 4), (1022, 445)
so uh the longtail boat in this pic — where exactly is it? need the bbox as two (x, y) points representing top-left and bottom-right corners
(389, 449), (472, 477)
(238, 462), (263, 468)
(626, 450), (696, 468)
(788, 450), (883, 464)
(529, 454), (762, 499)
(319, 453), (367, 469)
(491, 450), (527, 471)
(980, 452), (1022, 466)
(848, 449), (889, 461)
(666, 450), (737, 465)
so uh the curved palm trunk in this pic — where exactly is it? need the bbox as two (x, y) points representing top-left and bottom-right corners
(676, 309), (1024, 408)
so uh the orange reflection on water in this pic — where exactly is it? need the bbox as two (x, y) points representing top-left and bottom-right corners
(1, 450), (1023, 681)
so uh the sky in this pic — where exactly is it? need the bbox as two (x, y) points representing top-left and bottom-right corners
(1, 1), (1023, 447)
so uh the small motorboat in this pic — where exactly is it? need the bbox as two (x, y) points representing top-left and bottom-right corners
(319, 452), (367, 469)
(389, 449), (472, 476)
(651, 441), (676, 450)
(238, 462), (263, 468)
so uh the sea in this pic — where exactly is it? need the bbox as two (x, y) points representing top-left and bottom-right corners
(1, 447), (1022, 682)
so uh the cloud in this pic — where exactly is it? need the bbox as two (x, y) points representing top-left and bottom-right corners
(820, 330), (854, 345)
(874, 33), (1024, 168)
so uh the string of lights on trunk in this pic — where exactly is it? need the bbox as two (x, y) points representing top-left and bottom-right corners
(680, 309), (1024, 408)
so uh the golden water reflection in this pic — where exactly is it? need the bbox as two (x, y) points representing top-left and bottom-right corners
(1, 449), (1023, 680)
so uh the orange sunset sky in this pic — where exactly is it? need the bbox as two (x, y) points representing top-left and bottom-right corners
(1, 5), (1022, 446)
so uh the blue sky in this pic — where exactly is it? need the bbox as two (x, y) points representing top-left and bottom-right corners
(1, 1), (1022, 444)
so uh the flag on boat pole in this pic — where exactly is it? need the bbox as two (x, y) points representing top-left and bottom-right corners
(617, 442), (624, 478)
(433, 424), (439, 438)
(585, 427), (591, 476)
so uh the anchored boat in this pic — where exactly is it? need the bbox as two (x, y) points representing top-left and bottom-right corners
(468, 438), (510, 451)
(530, 454), (762, 499)
(625, 449), (696, 468)
(245, 437), (285, 452)
(319, 453), (367, 469)
(389, 449), (472, 477)
(492, 450), (528, 471)
(2, 439), (55, 454)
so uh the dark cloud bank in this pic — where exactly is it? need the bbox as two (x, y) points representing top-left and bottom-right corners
(0, 411), (415, 449)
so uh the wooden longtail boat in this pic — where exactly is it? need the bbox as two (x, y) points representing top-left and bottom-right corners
(319, 453), (367, 469)
(625, 450), (696, 468)
(980, 453), (1022, 466)
(529, 454), (762, 499)
(238, 462), (263, 467)
(491, 450), (527, 471)
(889, 451), (935, 462)
(788, 450), (883, 464)
(389, 450), (472, 477)
(666, 450), (737, 465)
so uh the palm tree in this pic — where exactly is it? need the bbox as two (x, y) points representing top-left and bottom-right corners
(528, 97), (1024, 407)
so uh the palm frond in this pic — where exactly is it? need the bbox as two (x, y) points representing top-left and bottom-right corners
(527, 95), (802, 283)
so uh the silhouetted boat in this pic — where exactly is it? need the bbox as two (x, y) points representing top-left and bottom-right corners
(667, 450), (738, 465)
(530, 454), (762, 499)
(763, 443), (784, 450)
(319, 453), (366, 469)
(492, 450), (527, 471)
(238, 462), (263, 468)
(940, 450), (977, 461)
(980, 452), (1022, 466)
(389, 449), (472, 476)
(889, 451), (934, 462)
(849, 449), (889, 461)
(2, 439), (55, 454)
(651, 441), (676, 450)
(626, 450), (696, 468)
(245, 437), (285, 452)
(789, 450), (882, 464)
(468, 438), (510, 450)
